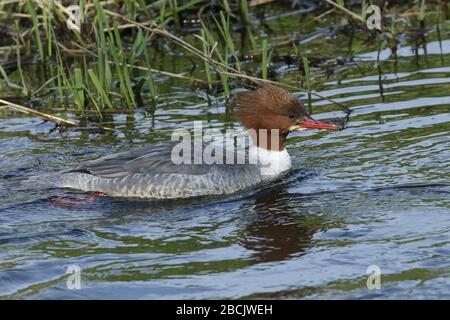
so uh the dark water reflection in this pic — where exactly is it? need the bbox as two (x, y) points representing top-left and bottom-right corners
(240, 187), (322, 263)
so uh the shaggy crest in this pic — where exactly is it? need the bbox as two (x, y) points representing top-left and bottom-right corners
(232, 84), (306, 131)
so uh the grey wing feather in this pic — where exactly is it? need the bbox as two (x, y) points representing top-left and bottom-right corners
(64, 141), (212, 178)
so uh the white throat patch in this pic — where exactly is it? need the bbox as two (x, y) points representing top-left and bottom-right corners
(249, 145), (292, 177)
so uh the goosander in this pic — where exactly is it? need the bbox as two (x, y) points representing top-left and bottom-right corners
(56, 84), (337, 198)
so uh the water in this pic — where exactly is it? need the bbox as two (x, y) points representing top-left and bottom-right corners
(1, 24), (450, 300)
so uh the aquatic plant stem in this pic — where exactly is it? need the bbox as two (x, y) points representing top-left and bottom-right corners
(324, 0), (365, 22)
(0, 98), (78, 126)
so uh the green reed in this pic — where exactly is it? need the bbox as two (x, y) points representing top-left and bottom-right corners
(124, 0), (137, 20)
(169, 0), (181, 31)
(418, 0), (426, 22)
(41, 1), (52, 59)
(361, 0), (368, 20)
(240, 0), (257, 51)
(199, 29), (213, 91)
(261, 37), (269, 80)
(199, 17), (230, 99)
(12, 21), (28, 95)
(74, 68), (85, 110)
(110, 23), (137, 109)
(88, 68), (114, 110)
(302, 56), (312, 113)
(143, 46), (159, 102)
(130, 28), (156, 103)
(213, 9), (240, 72)
(93, 0), (109, 92)
(26, 0), (44, 62)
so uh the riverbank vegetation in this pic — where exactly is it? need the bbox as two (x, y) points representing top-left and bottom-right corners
(0, 0), (448, 128)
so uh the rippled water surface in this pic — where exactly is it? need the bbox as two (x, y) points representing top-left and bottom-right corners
(1, 20), (450, 299)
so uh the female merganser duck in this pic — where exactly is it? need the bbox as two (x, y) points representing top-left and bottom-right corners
(56, 84), (337, 198)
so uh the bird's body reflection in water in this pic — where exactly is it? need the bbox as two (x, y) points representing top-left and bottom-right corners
(239, 184), (328, 263)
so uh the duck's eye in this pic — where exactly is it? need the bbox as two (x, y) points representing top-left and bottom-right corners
(288, 113), (295, 119)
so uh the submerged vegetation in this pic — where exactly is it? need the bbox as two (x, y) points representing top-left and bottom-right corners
(0, 0), (448, 128)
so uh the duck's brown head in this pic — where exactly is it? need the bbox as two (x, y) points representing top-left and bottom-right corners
(232, 84), (337, 151)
